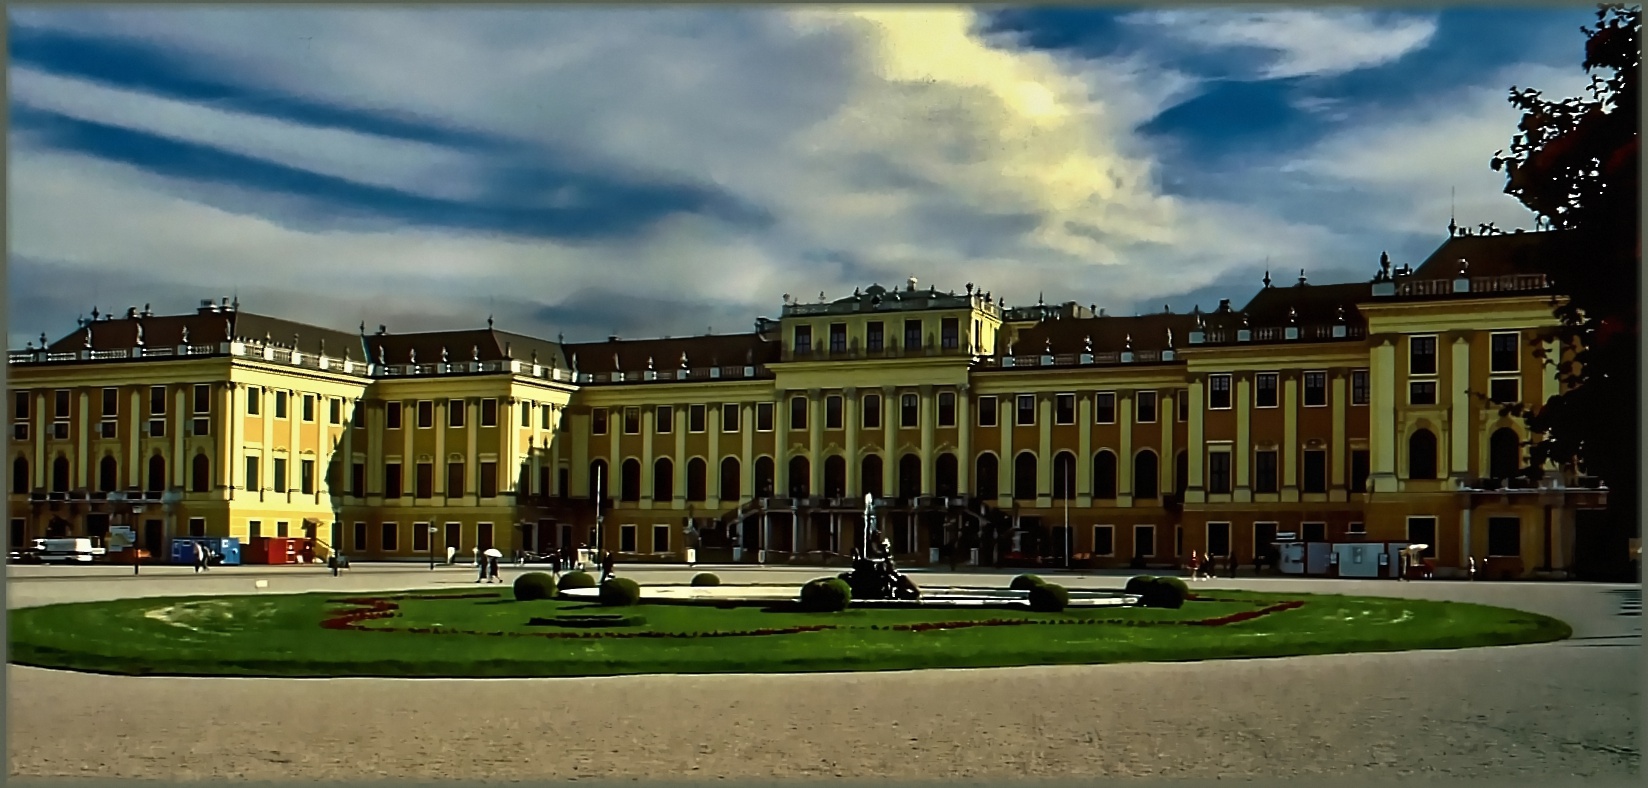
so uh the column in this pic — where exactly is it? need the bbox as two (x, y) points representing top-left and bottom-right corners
(773, 393), (789, 498)
(367, 401), (383, 500)
(1076, 393), (1093, 504)
(1118, 392), (1134, 506)
(569, 411), (589, 498)
(606, 412), (620, 503)
(673, 410), (687, 508)
(640, 407), (655, 507)
(224, 384), (239, 499)
(842, 389), (858, 497)
(398, 398), (410, 504)
(1330, 372), (1347, 494)
(1460, 507), (1473, 570)
(918, 385), (935, 496)
(76, 391), (90, 487)
(740, 403), (754, 501)
(1037, 395), (1052, 504)
(707, 401), (722, 508)
(1186, 377), (1205, 501)
(468, 400), (481, 504)
(501, 399), (518, 494)
(881, 387), (896, 495)
(1159, 391), (1174, 498)
(809, 389), (824, 497)
(1370, 337), (1398, 493)
(1449, 334), (1472, 481)
(550, 405), (565, 496)
(175, 388), (189, 487)
(35, 392), (48, 488)
(1235, 376), (1251, 497)
(955, 385), (971, 494)
(435, 400), (448, 496)
(1282, 373), (1298, 501)
(997, 395), (1013, 507)
(261, 393), (275, 499)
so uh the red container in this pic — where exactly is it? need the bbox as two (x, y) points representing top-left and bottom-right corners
(245, 537), (308, 565)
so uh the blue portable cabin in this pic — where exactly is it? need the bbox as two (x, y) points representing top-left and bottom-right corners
(170, 537), (243, 566)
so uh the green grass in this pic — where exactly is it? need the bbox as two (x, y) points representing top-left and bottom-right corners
(7, 587), (1571, 679)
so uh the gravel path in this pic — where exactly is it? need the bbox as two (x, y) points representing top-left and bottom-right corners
(6, 565), (1640, 781)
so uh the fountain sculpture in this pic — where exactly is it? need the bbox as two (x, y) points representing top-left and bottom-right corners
(842, 493), (921, 600)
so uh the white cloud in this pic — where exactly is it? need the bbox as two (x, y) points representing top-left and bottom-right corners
(1123, 10), (1438, 79)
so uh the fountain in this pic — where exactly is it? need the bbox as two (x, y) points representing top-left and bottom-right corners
(842, 493), (921, 600)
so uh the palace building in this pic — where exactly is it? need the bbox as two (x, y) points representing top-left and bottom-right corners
(5, 229), (1613, 578)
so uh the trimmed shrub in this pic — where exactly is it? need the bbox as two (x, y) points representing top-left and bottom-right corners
(1124, 575), (1158, 594)
(1155, 576), (1190, 598)
(559, 571), (597, 591)
(1010, 574), (1046, 591)
(800, 577), (852, 612)
(690, 572), (722, 587)
(1138, 579), (1186, 610)
(512, 572), (557, 602)
(598, 577), (643, 607)
(1027, 582), (1070, 613)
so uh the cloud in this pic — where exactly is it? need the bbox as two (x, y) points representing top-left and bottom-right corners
(1123, 10), (1438, 79)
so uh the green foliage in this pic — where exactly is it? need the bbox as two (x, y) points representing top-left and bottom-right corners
(598, 578), (642, 607)
(1124, 575), (1158, 595)
(1027, 582), (1070, 613)
(1010, 574), (1045, 591)
(511, 572), (557, 602)
(558, 571), (597, 591)
(800, 577), (852, 612)
(1137, 579), (1186, 610)
(1155, 576), (1190, 598)
(690, 572), (722, 587)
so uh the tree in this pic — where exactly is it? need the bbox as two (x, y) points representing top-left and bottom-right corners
(1489, 4), (1640, 569)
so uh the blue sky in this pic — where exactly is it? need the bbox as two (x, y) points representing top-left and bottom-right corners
(7, 6), (1601, 344)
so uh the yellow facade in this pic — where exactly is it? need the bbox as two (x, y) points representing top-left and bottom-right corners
(6, 235), (1611, 577)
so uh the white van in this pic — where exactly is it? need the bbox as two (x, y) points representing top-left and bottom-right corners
(36, 537), (106, 563)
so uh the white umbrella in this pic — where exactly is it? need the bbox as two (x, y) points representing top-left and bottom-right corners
(483, 548), (504, 559)
(1403, 544), (1429, 557)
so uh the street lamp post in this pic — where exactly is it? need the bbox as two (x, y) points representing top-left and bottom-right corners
(131, 500), (147, 575)
(428, 525), (438, 570)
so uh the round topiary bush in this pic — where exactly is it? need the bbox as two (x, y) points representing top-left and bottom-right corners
(1155, 576), (1190, 598)
(691, 572), (722, 587)
(800, 577), (852, 612)
(1124, 575), (1158, 595)
(1027, 582), (1070, 612)
(1138, 579), (1185, 609)
(1010, 574), (1046, 591)
(598, 577), (642, 607)
(512, 571), (557, 602)
(559, 570), (597, 591)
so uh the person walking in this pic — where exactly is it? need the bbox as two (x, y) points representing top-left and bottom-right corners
(600, 551), (616, 583)
(551, 549), (563, 578)
(488, 554), (502, 583)
(476, 553), (489, 583)
(1188, 551), (1202, 581)
(1468, 555), (1477, 581)
(192, 541), (205, 574)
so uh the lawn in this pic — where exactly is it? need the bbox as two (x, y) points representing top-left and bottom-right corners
(6, 587), (1571, 679)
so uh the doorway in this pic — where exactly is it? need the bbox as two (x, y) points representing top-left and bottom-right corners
(143, 519), (164, 557)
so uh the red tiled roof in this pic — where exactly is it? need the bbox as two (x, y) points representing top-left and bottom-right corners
(1007, 312), (1200, 356)
(1411, 230), (1575, 279)
(561, 333), (780, 374)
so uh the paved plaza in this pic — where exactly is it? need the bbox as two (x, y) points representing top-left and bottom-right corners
(5, 563), (1641, 781)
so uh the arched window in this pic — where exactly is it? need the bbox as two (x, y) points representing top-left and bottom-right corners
(13, 457), (29, 495)
(51, 456), (70, 493)
(191, 454), (211, 493)
(685, 457), (707, 502)
(99, 456), (118, 493)
(859, 455), (883, 497)
(934, 453), (958, 498)
(588, 459), (609, 500)
(719, 457), (741, 501)
(620, 458), (642, 501)
(1052, 452), (1076, 500)
(1092, 450), (1118, 499)
(653, 457), (674, 502)
(788, 455), (810, 498)
(898, 453), (922, 498)
(1175, 451), (1189, 496)
(1408, 429), (1438, 480)
(146, 455), (166, 492)
(754, 456), (775, 497)
(823, 455), (847, 498)
(975, 453), (999, 499)
(1134, 450), (1160, 499)
(1013, 452), (1037, 501)
(1489, 428), (1521, 481)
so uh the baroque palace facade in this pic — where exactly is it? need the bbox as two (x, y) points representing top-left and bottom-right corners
(5, 230), (1613, 577)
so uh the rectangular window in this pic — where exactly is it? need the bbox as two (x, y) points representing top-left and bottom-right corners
(249, 520), (265, 541)
(147, 386), (165, 417)
(977, 395), (998, 427)
(246, 387), (261, 416)
(447, 462), (465, 498)
(1094, 392), (1116, 424)
(1490, 331), (1521, 373)
(1092, 525), (1115, 556)
(1350, 450), (1370, 493)
(756, 402), (775, 432)
(14, 422), (29, 441)
(903, 319), (923, 351)
(381, 523), (399, 552)
(721, 403), (740, 433)
(56, 422), (72, 440)
(385, 463), (403, 498)
(192, 384), (211, 415)
(1054, 393), (1076, 425)
(1206, 522), (1231, 557)
(520, 402), (532, 428)
(1208, 452), (1232, 495)
(1409, 335), (1438, 376)
(861, 395), (881, 429)
(829, 323), (847, 353)
(1134, 525), (1156, 558)
(352, 522), (367, 552)
(244, 458), (260, 492)
(273, 391), (287, 419)
(620, 524), (638, 553)
(192, 417), (210, 437)
(1136, 391), (1158, 424)
(14, 391), (30, 421)
(1209, 374), (1233, 409)
(1487, 516), (1521, 557)
(689, 404), (707, 433)
(272, 458), (288, 493)
(789, 396), (808, 430)
(416, 400), (433, 428)
(1489, 377), (1520, 404)
(937, 392), (956, 427)
(447, 399), (466, 428)
(1254, 450), (1279, 494)
(480, 398), (498, 427)
(277, 521), (289, 538)
(1348, 521), (1366, 535)
(413, 522), (431, 552)
(899, 394), (919, 428)
(1177, 392), (1189, 422)
(351, 463), (365, 498)
(793, 324), (812, 354)
(1302, 450), (1327, 493)
(329, 397), (342, 425)
(592, 407), (609, 435)
(1255, 373), (1279, 408)
(351, 401), (364, 428)
(1351, 370), (1370, 406)
(480, 462), (498, 498)
(1410, 381), (1437, 406)
(1253, 522), (1277, 556)
(1303, 372), (1327, 407)
(416, 462), (434, 499)
(385, 402), (402, 430)
(825, 396), (844, 430)
(1407, 517), (1438, 558)
(941, 317), (959, 350)
(99, 421), (115, 439)
(1015, 395), (1036, 426)
(866, 321), (884, 352)
(656, 405), (674, 434)
(300, 394), (315, 422)
(300, 459), (316, 495)
(1303, 522), (1327, 542)
(541, 404), (553, 430)
(623, 407), (641, 435)
(652, 524), (671, 553)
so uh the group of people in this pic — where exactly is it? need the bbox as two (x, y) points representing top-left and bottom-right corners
(490, 545), (620, 584)
(1184, 550), (1239, 581)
